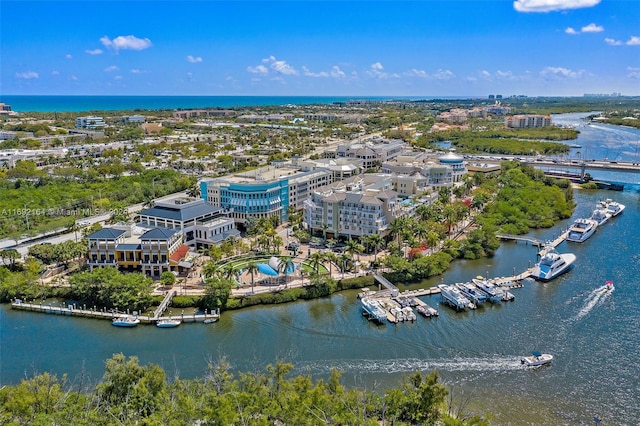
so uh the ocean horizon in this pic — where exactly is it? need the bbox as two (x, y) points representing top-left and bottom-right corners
(0, 94), (484, 113)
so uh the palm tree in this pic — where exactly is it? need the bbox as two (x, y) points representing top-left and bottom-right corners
(246, 262), (259, 294)
(309, 251), (325, 274)
(338, 253), (351, 278)
(201, 260), (218, 279)
(323, 251), (338, 276)
(346, 238), (364, 262)
(388, 217), (407, 246)
(365, 233), (384, 261)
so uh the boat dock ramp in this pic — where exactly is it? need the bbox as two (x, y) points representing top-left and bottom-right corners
(10, 299), (220, 325)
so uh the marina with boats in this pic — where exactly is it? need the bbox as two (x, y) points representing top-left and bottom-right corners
(359, 196), (625, 322)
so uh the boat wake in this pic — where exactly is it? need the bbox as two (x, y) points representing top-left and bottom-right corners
(303, 355), (525, 374)
(575, 285), (613, 320)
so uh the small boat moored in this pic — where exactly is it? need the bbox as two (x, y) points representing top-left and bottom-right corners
(156, 318), (182, 328)
(112, 316), (140, 327)
(521, 351), (553, 367)
(203, 317), (219, 324)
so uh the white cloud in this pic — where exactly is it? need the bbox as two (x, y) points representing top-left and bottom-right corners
(514, 0), (600, 12)
(85, 49), (103, 55)
(104, 65), (119, 72)
(496, 70), (514, 78)
(605, 38), (623, 46)
(565, 27), (578, 35)
(626, 36), (640, 46)
(540, 66), (584, 79)
(367, 62), (399, 79)
(247, 64), (269, 75)
(404, 68), (429, 78)
(100, 35), (152, 51)
(51, 70), (59, 75)
(70, 75), (78, 81)
(330, 66), (346, 78)
(187, 55), (203, 63)
(65, 54), (72, 59)
(268, 56), (298, 75)
(302, 66), (329, 77)
(627, 67), (640, 79)
(582, 23), (604, 33)
(16, 71), (39, 79)
(114, 75), (123, 80)
(433, 69), (454, 80)
(130, 69), (145, 74)
(247, 56), (299, 76)
(480, 70), (492, 78)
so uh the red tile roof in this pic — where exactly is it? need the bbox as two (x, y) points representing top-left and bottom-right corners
(170, 245), (190, 263)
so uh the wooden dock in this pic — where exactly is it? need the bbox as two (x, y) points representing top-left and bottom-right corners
(10, 299), (220, 324)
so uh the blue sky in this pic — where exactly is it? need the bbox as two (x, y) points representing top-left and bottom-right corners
(2, 0), (639, 97)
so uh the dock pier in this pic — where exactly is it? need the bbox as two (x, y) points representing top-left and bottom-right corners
(10, 299), (220, 325)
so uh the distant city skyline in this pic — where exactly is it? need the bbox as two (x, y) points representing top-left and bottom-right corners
(1, 0), (639, 97)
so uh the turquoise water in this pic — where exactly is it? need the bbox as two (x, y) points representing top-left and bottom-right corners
(1, 113), (640, 424)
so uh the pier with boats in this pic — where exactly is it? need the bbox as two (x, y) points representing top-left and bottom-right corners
(10, 298), (220, 326)
(359, 197), (625, 322)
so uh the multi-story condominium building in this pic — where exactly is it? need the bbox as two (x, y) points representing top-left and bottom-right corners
(137, 196), (239, 249)
(334, 138), (406, 169)
(438, 109), (468, 124)
(303, 174), (402, 240)
(86, 224), (188, 277)
(75, 116), (106, 129)
(504, 114), (551, 128)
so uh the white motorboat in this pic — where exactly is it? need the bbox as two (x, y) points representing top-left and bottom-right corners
(203, 317), (219, 324)
(531, 247), (576, 281)
(471, 277), (503, 304)
(112, 316), (140, 327)
(590, 207), (611, 226)
(156, 318), (181, 328)
(521, 351), (553, 367)
(438, 284), (475, 311)
(603, 199), (625, 217)
(416, 304), (439, 317)
(457, 282), (488, 305)
(566, 218), (598, 243)
(360, 297), (387, 323)
(605, 280), (615, 292)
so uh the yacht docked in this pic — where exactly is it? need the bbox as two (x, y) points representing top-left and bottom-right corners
(457, 282), (488, 305)
(112, 316), (140, 327)
(471, 278), (503, 304)
(531, 247), (577, 282)
(360, 297), (387, 323)
(603, 199), (625, 217)
(590, 207), (611, 226)
(156, 318), (181, 328)
(566, 218), (598, 243)
(521, 351), (553, 367)
(438, 284), (475, 311)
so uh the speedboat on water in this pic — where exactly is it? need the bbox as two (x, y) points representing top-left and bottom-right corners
(531, 247), (576, 281)
(605, 280), (615, 292)
(112, 316), (140, 327)
(156, 318), (181, 328)
(566, 218), (598, 243)
(590, 207), (611, 226)
(521, 351), (553, 367)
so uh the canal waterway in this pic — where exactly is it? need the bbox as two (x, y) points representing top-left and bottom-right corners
(1, 113), (639, 424)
